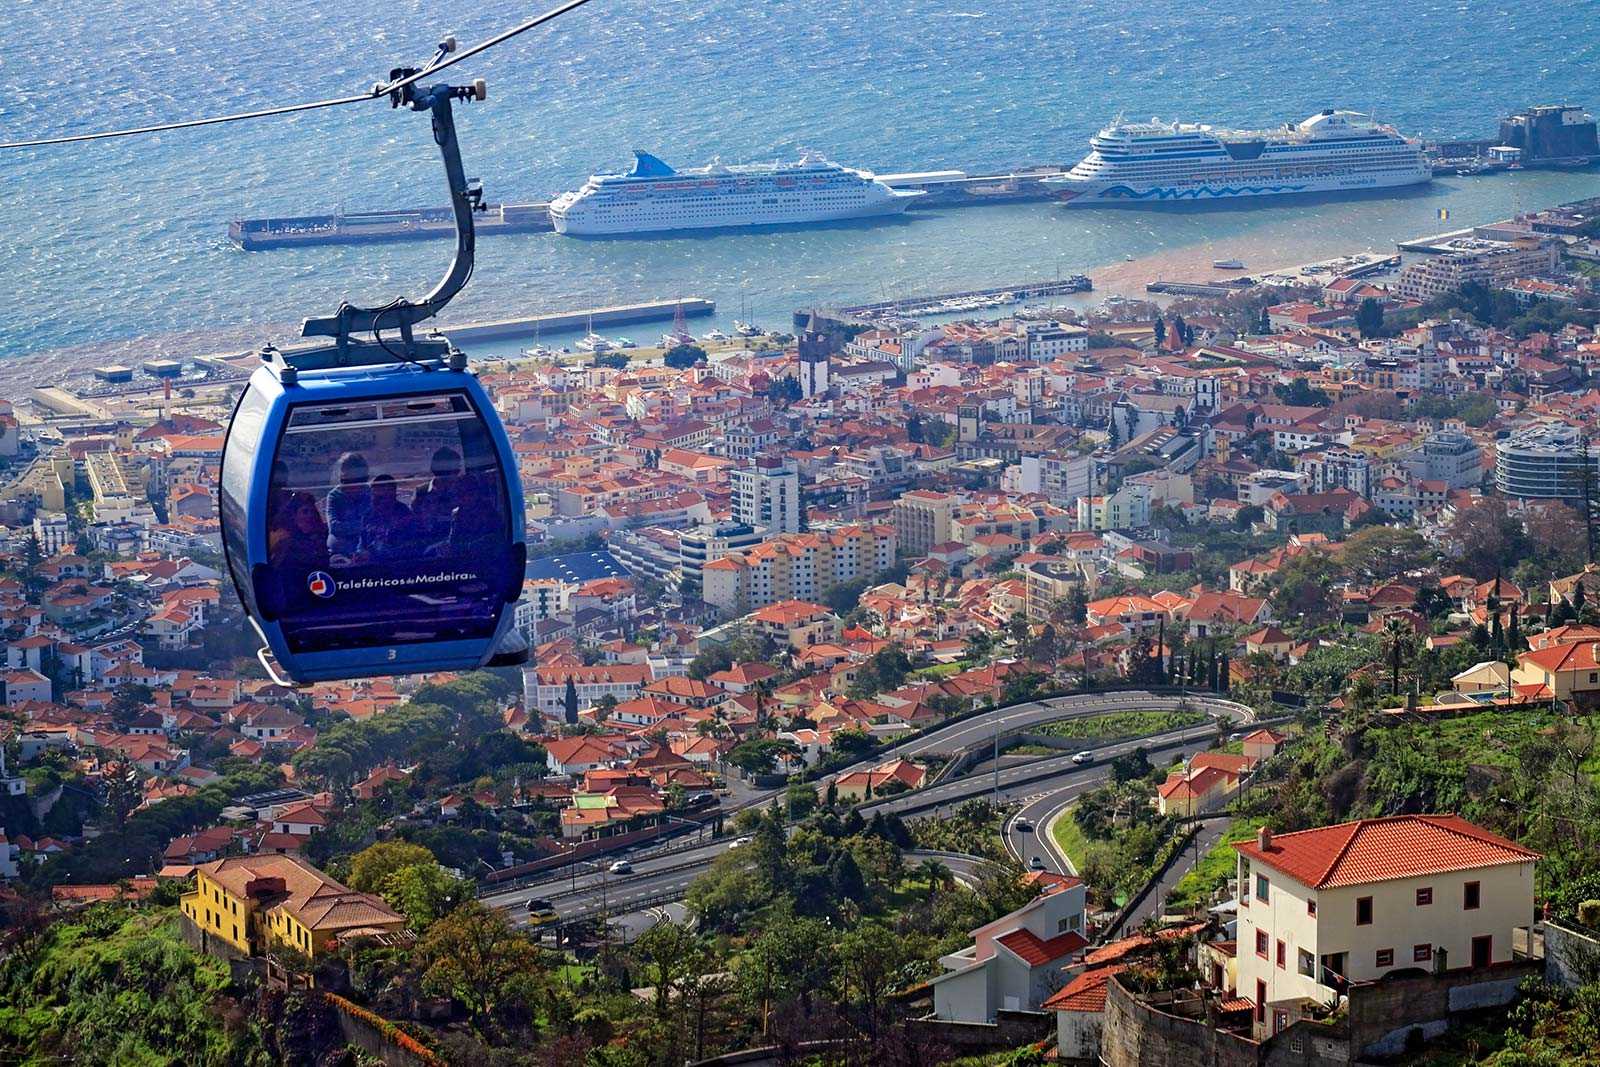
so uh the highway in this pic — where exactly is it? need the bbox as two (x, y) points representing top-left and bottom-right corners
(485, 690), (1252, 929)
(1005, 786), (1084, 876)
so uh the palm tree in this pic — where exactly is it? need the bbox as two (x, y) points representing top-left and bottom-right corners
(915, 858), (953, 901)
(752, 679), (772, 730)
(1380, 615), (1412, 697)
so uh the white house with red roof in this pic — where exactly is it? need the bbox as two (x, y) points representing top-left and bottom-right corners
(931, 873), (1088, 1023)
(1233, 815), (1539, 1040)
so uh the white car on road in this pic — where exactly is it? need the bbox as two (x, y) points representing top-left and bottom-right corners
(1071, 751), (1094, 765)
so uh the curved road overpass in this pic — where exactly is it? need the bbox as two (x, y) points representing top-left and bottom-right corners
(485, 689), (1252, 924)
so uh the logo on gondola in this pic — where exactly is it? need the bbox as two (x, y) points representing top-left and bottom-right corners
(307, 572), (336, 599)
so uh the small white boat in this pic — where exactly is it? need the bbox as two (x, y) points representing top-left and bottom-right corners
(733, 319), (761, 337)
(702, 328), (731, 342)
(616, 337), (637, 349)
(1212, 258), (1245, 270)
(661, 331), (694, 348)
(576, 333), (614, 353)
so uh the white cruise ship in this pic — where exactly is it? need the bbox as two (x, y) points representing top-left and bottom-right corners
(549, 151), (923, 236)
(1044, 110), (1430, 206)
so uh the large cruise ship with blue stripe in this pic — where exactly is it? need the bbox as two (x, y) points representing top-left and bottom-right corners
(549, 151), (923, 236)
(1045, 110), (1430, 206)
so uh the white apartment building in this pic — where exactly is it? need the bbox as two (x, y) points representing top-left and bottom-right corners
(1295, 446), (1372, 498)
(892, 490), (962, 556)
(731, 456), (801, 534)
(1393, 239), (1560, 303)
(1234, 815), (1538, 1040)
(1024, 321), (1089, 360)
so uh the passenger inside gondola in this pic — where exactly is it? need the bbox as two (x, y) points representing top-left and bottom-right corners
(411, 446), (464, 544)
(325, 451), (372, 559)
(361, 473), (412, 556)
(269, 491), (331, 572)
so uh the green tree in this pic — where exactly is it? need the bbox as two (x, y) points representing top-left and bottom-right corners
(418, 902), (543, 1027)
(384, 862), (472, 930)
(834, 921), (907, 1034)
(563, 676), (579, 723)
(348, 841), (437, 892)
(1355, 297), (1385, 339)
(633, 918), (704, 1022)
(664, 343), (708, 369)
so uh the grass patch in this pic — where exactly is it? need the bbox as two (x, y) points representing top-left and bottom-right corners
(1050, 807), (1092, 875)
(913, 661), (967, 678)
(1034, 709), (1206, 742)
(555, 961), (594, 985)
(1166, 816), (1267, 912)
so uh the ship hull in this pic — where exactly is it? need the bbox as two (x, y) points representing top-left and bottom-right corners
(1052, 168), (1430, 207)
(551, 193), (917, 237)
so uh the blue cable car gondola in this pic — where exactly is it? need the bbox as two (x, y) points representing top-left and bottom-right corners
(218, 55), (529, 684)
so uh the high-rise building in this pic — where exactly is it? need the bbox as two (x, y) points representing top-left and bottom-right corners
(1496, 423), (1600, 501)
(731, 456), (801, 534)
(892, 489), (962, 556)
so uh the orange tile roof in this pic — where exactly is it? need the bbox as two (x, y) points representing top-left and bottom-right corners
(1042, 963), (1128, 1013)
(995, 928), (1088, 967)
(1234, 814), (1539, 890)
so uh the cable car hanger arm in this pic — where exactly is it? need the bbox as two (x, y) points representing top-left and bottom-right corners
(298, 50), (488, 359)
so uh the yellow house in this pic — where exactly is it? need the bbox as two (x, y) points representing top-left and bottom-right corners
(181, 853), (404, 959)
(1511, 639), (1600, 702)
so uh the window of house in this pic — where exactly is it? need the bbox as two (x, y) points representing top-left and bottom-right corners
(1414, 944), (1433, 962)
(1416, 887), (1432, 906)
(1307, 898), (1316, 916)
(1256, 980), (1267, 1023)
(1298, 949), (1315, 977)
(1376, 948), (1394, 967)
(1356, 896), (1373, 925)
(1465, 881), (1481, 910)
(1257, 874), (1270, 902)
(1276, 940), (1286, 969)
(1256, 929), (1269, 957)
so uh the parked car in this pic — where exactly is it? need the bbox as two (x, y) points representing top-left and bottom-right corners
(1072, 751), (1094, 765)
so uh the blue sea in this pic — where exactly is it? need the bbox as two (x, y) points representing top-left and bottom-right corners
(2, 0), (1599, 368)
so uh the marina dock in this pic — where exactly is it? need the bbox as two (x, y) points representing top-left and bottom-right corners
(191, 298), (714, 375)
(226, 165), (1072, 251)
(229, 202), (553, 250)
(830, 276), (1093, 321)
(442, 298), (714, 342)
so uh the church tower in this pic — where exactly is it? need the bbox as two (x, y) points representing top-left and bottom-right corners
(798, 310), (832, 400)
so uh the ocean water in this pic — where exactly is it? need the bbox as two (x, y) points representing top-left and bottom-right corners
(2, 0), (1599, 366)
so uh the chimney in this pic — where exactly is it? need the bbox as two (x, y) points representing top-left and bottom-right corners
(1257, 826), (1273, 851)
